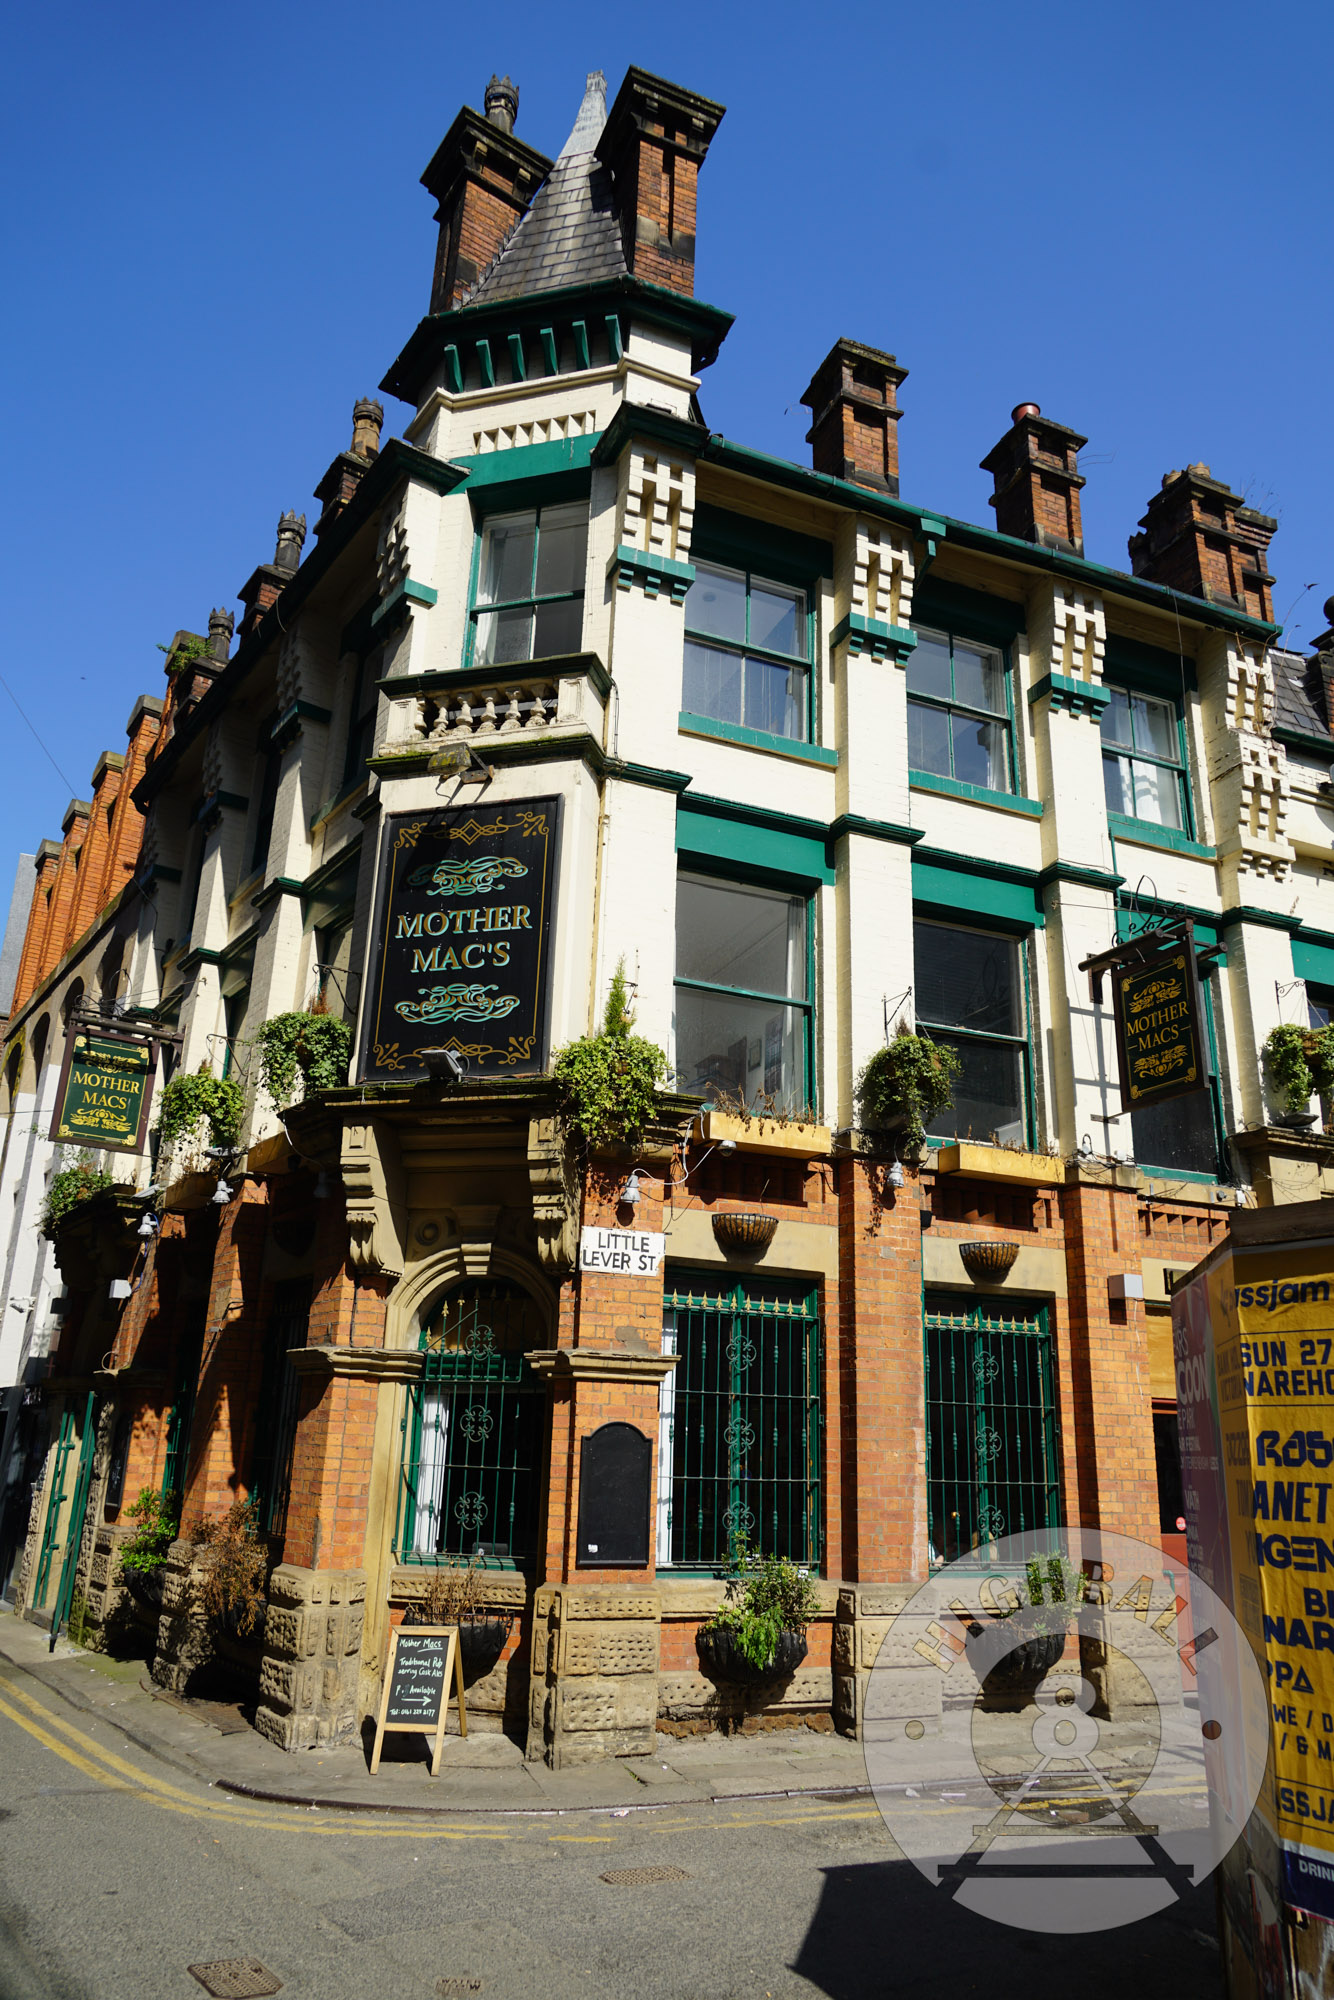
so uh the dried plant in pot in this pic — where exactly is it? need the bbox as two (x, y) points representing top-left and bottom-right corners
(191, 1498), (270, 1641)
(402, 1556), (513, 1683)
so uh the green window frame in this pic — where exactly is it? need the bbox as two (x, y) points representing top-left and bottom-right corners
(1100, 685), (1190, 833)
(683, 559), (813, 744)
(467, 500), (589, 669)
(907, 624), (1015, 795)
(673, 869), (814, 1112)
(914, 917), (1032, 1146)
(395, 1280), (545, 1568)
(248, 1279), (310, 1537)
(660, 1271), (822, 1570)
(924, 1292), (1060, 1565)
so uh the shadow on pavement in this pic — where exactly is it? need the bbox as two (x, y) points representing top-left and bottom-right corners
(791, 1856), (1222, 1998)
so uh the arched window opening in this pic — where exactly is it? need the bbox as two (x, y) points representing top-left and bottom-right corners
(396, 1279), (545, 1568)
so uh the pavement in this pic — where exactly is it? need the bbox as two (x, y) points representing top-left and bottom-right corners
(0, 1606), (882, 1816)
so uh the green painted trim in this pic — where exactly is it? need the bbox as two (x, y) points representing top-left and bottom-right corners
(611, 545), (696, 604)
(830, 613), (917, 664)
(539, 327), (558, 375)
(1140, 1167), (1222, 1188)
(477, 338), (494, 388)
(678, 712), (838, 768)
(692, 502), (833, 584)
(380, 652), (612, 703)
(1275, 724), (1334, 758)
(1221, 905), (1303, 933)
(677, 796), (835, 887)
(605, 314), (623, 362)
(371, 577), (438, 629)
(909, 770), (1044, 818)
(1028, 672), (1111, 718)
(507, 332), (526, 381)
(613, 760), (694, 795)
(443, 344), (462, 394)
(270, 700), (333, 749)
(309, 774), (369, 832)
(591, 403), (709, 469)
(828, 813), (923, 847)
(1293, 937), (1334, 986)
(912, 853), (1044, 930)
(914, 578), (1026, 647)
(367, 732), (692, 795)
(1105, 632), (1198, 693)
(250, 877), (305, 912)
(1107, 813), (1215, 860)
(452, 434), (601, 489)
(572, 321), (590, 369)
(1037, 861), (1125, 894)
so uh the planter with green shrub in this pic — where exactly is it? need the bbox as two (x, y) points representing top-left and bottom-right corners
(854, 1024), (962, 1155)
(255, 1010), (353, 1108)
(697, 1543), (820, 1686)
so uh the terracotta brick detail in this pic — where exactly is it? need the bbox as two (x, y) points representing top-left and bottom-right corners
(980, 404), (1087, 555)
(1129, 464), (1277, 621)
(801, 339), (908, 497)
(596, 68), (724, 298)
(420, 109), (552, 313)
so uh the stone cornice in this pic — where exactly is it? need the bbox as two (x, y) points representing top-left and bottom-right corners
(289, 1343), (421, 1382)
(524, 1348), (678, 1385)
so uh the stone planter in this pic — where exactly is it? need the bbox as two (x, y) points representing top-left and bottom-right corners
(697, 1625), (808, 1687)
(122, 1566), (167, 1617)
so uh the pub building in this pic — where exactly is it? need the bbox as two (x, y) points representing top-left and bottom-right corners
(8, 62), (1334, 1762)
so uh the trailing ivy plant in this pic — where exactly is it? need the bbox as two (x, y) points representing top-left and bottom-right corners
(1262, 1024), (1334, 1118)
(553, 958), (668, 1151)
(40, 1159), (115, 1239)
(698, 1537), (820, 1671)
(156, 1066), (245, 1152)
(854, 1023), (962, 1153)
(255, 1011), (352, 1107)
(118, 1487), (179, 1574)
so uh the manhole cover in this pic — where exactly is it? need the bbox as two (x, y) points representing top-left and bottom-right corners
(599, 1866), (690, 1886)
(186, 1962), (283, 1998)
(437, 1981), (483, 1997)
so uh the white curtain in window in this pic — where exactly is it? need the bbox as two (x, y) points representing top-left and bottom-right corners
(412, 1391), (450, 1555)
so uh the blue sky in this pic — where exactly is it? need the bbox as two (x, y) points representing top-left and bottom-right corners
(1, 0), (1328, 897)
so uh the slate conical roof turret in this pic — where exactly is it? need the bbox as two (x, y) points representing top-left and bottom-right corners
(463, 71), (626, 306)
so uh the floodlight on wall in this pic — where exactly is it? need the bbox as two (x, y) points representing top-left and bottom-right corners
(421, 1047), (469, 1082)
(108, 1278), (132, 1300)
(620, 1170), (644, 1208)
(887, 1160), (905, 1189)
(212, 1178), (233, 1206)
(718, 1139), (737, 1154)
(136, 1212), (158, 1239)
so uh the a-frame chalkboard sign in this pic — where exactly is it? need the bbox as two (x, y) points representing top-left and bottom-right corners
(370, 1623), (468, 1777)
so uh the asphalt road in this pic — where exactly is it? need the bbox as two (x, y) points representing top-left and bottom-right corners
(0, 1664), (1228, 2000)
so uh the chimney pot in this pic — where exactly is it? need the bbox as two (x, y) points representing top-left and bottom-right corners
(484, 73), (519, 135)
(350, 397), (384, 459)
(207, 608), (234, 661)
(274, 511), (307, 575)
(1012, 402), (1041, 422)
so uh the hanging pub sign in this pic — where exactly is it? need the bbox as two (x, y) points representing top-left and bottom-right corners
(1111, 927), (1208, 1113)
(49, 1026), (155, 1154)
(359, 799), (562, 1082)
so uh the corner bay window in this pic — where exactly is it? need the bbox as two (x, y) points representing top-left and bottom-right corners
(397, 1281), (543, 1565)
(915, 919), (1028, 1146)
(659, 1274), (822, 1567)
(674, 873), (811, 1109)
(471, 502), (588, 667)
(1101, 687), (1186, 830)
(684, 560), (810, 741)
(908, 626), (1012, 793)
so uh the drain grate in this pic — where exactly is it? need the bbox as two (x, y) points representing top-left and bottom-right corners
(599, 1866), (690, 1886)
(186, 1961), (283, 1998)
(437, 1981), (484, 1997)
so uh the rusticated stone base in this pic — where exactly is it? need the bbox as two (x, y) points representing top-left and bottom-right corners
(833, 1585), (943, 1738)
(150, 1540), (215, 1693)
(254, 1565), (366, 1752)
(527, 1585), (661, 1767)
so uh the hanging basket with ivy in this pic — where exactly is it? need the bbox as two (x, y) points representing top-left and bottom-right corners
(854, 1025), (962, 1155)
(553, 958), (668, 1151)
(1264, 1023), (1334, 1123)
(156, 1067), (245, 1152)
(40, 1159), (115, 1239)
(255, 1012), (353, 1108)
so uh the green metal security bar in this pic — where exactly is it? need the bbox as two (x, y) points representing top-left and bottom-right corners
(395, 1280), (543, 1567)
(662, 1273), (822, 1569)
(924, 1291), (1060, 1565)
(249, 1279), (311, 1537)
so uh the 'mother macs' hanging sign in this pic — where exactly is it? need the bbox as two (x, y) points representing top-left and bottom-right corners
(360, 800), (561, 1082)
(1112, 931), (1207, 1113)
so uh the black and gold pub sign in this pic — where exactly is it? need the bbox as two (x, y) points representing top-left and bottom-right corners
(50, 1028), (155, 1154)
(1112, 930), (1208, 1112)
(359, 799), (561, 1082)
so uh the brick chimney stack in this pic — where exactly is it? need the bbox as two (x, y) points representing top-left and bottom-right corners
(1128, 464), (1277, 622)
(800, 338), (908, 496)
(980, 403), (1087, 555)
(420, 81), (551, 314)
(596, 67), (725, 297)
(315, 399), (385, 541)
